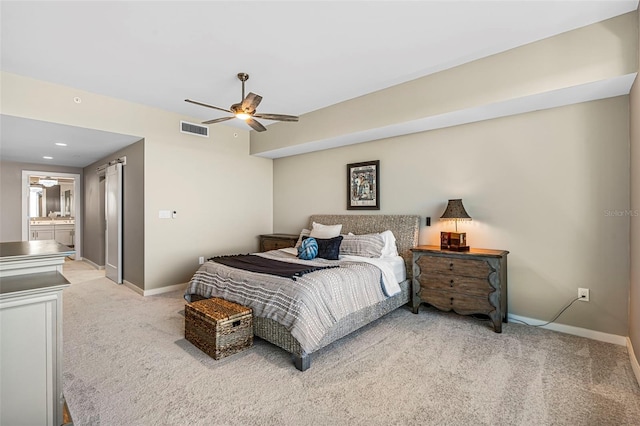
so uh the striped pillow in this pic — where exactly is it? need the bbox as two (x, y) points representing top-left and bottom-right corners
(339, 233), (386, 258)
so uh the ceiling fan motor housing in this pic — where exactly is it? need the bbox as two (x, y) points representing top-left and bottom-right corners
(230, 103), (253, 115)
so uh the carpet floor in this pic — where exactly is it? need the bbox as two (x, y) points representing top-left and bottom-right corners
(61, 261), (640, 425)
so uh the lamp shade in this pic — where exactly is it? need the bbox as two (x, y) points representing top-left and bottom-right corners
(440, 199), (472, 221)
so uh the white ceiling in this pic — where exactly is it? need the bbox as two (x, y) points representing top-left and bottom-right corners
(0, 115), (142, 167)
(1, 1), (638, 167)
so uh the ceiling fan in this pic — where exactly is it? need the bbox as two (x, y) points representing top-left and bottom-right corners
(185, 73), (299, 132)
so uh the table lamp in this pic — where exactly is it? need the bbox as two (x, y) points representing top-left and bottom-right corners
(440, 199), (471, 251)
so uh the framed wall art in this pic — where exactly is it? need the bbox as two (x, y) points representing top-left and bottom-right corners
(347, 160), (379, 210)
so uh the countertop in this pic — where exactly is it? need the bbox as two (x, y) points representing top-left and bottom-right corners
(0, 240), (75, 261)
(30, 219), (75, 225)
(0, 271), (69, 295)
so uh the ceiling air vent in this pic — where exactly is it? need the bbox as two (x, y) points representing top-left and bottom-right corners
(180, 120), (209, 138)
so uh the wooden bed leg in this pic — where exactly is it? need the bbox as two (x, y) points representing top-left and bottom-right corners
(293, 354), (310, 371)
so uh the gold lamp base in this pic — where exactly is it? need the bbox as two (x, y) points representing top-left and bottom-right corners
(440, 232), (469, 251)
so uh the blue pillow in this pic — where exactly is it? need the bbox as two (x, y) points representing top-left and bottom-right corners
(302, 235), (343, 260)
(298, 237), (318, 260)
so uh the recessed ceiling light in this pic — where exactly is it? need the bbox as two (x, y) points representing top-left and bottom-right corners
(73, 97), (82, 104)
(55, 142), (67, 146)
(43, 156), (53, 160)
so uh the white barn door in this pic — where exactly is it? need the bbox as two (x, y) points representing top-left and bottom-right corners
(105, 163), (122, 284)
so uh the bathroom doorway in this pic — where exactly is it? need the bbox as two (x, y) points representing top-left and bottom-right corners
(21, 170), (82, 258)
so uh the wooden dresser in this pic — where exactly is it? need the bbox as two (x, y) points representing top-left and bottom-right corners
(259, 233), (299, 252)
(411, 245), (508, 332)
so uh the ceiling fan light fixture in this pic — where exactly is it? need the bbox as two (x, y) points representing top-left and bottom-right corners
(230, 103), (251, 120)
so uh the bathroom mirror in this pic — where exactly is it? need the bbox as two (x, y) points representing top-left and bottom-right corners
(28, 176), (75, 218)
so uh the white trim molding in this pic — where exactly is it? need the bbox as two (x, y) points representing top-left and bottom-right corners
(122, 281), (187, 297)
(628, 337), (640, 387)
(508, 314), (627, 346)
(81, 258), (104, 270)
(142, 282), (188, 297)
(123, 280), (144, 296)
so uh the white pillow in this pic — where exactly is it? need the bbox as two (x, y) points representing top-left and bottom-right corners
(294, 228), (311, 248)
(310, 221), (342, 239)
(380, 230), (399, 257)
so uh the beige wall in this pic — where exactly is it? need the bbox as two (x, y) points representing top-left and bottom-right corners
(1, 72), (274, 290)
(629, 7), (640, 365)
(253, 12), (638, 156)
(83, 139), (145, 288)
(274, 97), (630, 337)
(264, 10), (639, 340)
(0, 161), (83, 242)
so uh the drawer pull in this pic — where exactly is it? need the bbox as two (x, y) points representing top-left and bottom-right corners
(450, 279), (454, 287)
(450, 297), (454, 305)
(449, 263), (454, 271)
(232, 320), (241, 327)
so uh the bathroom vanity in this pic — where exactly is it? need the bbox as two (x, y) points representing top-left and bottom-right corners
(29, 218), (75, 247)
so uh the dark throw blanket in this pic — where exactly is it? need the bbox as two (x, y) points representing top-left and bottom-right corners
(209, 254), (339, 280)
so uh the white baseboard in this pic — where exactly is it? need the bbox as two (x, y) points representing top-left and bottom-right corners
(82, 258), (105, 270)
(628, 337), (640, 387)
(507, 314), (627, 346)
(123, 280), (144, 296)
(121, 281), (188, 297)
(143, 282), (188, 297)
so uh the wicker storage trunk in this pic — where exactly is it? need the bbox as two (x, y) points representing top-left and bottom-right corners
(185, 298), (253, 360)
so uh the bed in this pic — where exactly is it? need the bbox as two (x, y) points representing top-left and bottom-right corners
(184, 214), (420, 371)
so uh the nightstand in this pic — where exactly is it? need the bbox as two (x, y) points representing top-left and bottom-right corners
(259, 234), (299, 252)
(411, 245), (509, 333)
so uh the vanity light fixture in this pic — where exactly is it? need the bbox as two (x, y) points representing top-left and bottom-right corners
(38, 177), (58, 187)
(55, 142), (67, 146)
(43, 156), (53, 160)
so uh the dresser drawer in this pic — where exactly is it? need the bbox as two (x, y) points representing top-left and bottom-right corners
(419, 288), (494, 314)
(259, 234), (299, 252)
(417, 272), (493, 297)
(262, 239), (295, 251)
(416, 254), (491, 279)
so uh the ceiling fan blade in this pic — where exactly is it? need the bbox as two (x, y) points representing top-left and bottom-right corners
(202, 116), (234, 125)
(241, 92), (262, 112)
(253, 113), (299, 122)
(245, 117), (267, 132)
(185, 99), (231, 113)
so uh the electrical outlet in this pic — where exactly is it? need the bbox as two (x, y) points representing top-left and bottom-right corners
(578, 288), (590, 302)
(198, 256), (204, 265)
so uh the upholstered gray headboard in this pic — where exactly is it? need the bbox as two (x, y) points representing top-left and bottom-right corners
(307, 214), (420, 278)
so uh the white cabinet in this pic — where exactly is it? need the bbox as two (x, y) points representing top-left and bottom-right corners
(0, 272), (69, 426)
(54, 224), (74, 247)
(29, 224), (55, 241)
(29, 222), (75, 247)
